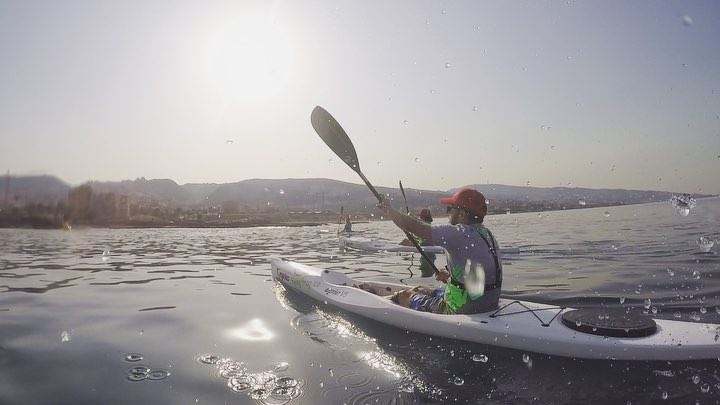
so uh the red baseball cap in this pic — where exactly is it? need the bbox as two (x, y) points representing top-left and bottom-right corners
(440, 188), (487, 219)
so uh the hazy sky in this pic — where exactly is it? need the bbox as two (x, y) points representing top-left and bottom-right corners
(1, 0), (719, 193)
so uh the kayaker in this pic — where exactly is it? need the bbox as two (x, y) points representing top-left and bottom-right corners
(343, 215), (352, 232)
(378, 187), (502, 314)
(399, 208), (436, 277)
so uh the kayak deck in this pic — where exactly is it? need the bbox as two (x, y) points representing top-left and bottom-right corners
(271, 258), (720, 361)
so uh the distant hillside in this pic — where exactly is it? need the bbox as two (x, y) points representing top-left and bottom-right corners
(464, 184), (678, 206)
(87, 178), (195, 206)
(1, 175), (70, 205)
(3, 175), (713, 214)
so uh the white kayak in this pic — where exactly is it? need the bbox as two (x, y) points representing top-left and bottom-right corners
(271, 258), (720, 361)
(339, 235), (521, 255)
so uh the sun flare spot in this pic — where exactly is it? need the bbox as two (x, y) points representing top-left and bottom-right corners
(204, 14), (294, 104)
(226, 318), (275, 341)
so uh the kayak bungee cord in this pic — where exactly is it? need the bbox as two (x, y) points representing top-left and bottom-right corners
(490, 301), (567, 327)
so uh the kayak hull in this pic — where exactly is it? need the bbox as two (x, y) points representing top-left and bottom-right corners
(271, 258), (720, 361)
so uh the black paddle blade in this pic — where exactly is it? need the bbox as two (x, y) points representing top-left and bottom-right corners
(311, 106), (360, 172)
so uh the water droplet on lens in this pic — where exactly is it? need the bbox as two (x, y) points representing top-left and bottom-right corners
(692, 270), (701, 279)
(682, 15), (693, 26)
(692, 375), (700, 384)
(522, 354), (530, 363)
(603, 211), (610, 217)
(701, 383), (710, 393)
(697, 236), (714, 252)
(445, 62), (452, 68)
(450, 376), (464, 385)
(619, 296), (625, 304)
(60, 330), (71, 342)
(472, 354), (488, 363)
(274, 361), (289, 372)
(399, 382), (414, 393)
(661, 391), (668, 400)
(472, 105), (478, 111)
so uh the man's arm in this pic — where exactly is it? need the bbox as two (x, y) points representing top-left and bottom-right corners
(381, 202), (432, 242)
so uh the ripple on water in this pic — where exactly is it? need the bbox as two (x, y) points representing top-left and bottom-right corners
(147, 369), (171, 380)
(198, 354), (220, 364)
(127, 365), (150, 382)
(346, 388), (416, 405)
(201, 354), (304, 404)
(336, 372), (374, 388)
(228, 376), (253, 392)
(124, 353), (144, 362)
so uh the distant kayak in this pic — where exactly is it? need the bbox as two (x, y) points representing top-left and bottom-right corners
(339, 235), (520, 255)
(271, 258), (720, 361)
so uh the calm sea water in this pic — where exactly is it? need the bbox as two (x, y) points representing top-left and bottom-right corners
(1, 198), (719, 404)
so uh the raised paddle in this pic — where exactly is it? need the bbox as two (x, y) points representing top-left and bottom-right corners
(399, 180), (410, 214)
(311, 105), (441, 276)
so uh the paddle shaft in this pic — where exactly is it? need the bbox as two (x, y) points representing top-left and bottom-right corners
(399, 180), (410, 214)
(310, 106), (441, 276)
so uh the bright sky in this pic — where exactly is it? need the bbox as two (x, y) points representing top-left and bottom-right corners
(1, 1), (719, 194)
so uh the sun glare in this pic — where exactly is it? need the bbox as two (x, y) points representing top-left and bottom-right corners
(205, 14), (293, 104)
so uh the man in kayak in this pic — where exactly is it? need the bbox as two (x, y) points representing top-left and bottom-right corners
(399, 208), (436, 277)
(378, 187), (502, 314)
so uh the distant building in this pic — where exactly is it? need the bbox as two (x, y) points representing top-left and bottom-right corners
(68, 185), (93, 221)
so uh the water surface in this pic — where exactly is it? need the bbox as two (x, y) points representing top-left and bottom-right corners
(1, 198), (719, 404)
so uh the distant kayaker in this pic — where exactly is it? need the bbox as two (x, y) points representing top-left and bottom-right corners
(399, 208), (436, 277)
(343, 215), (352, 233)
(378, 187), (502, 314)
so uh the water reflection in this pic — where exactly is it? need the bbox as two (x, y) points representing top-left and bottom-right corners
(226, 319), (275, 341)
